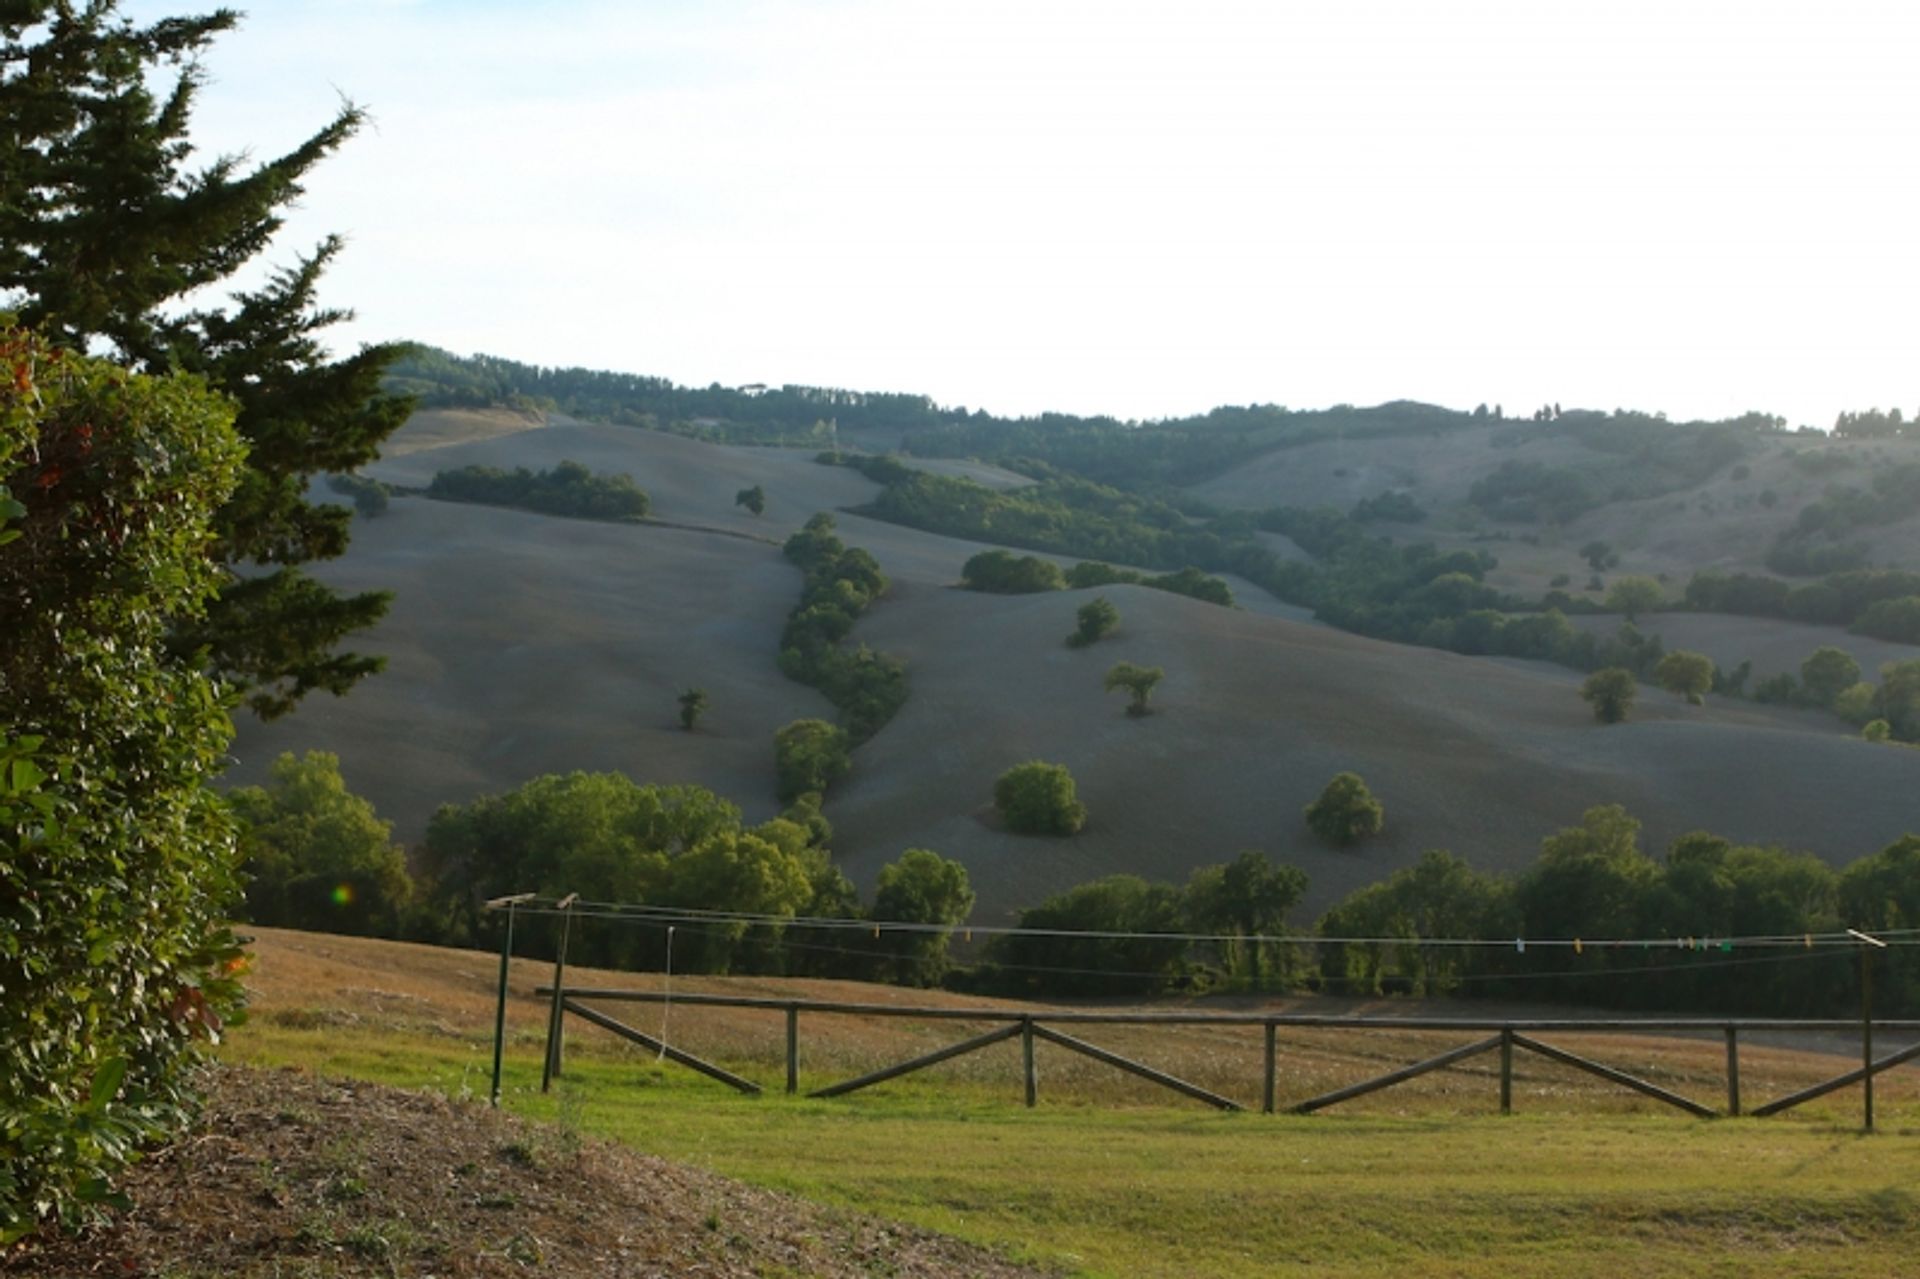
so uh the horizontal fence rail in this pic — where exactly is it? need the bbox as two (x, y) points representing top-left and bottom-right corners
(531, 985), (1920, 1126)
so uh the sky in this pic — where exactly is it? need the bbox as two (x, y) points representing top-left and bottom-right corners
(127, 0), (1920, 428)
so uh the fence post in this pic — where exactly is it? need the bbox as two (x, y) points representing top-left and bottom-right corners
(786, 1003), (799, 1096)
(540, 894), (578, 1093)
(1022, 1016), (1037, 1109)
(1263, 1021), (1277, 1115)
(1499, 1027), (1513, 1115)
(488, 894), (533, 1107)
(1724, 1026), (1740, 1117)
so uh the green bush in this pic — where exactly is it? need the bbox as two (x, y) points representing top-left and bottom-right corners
(1304, 772), (1385, 847)
(1581, 667), (1638, 723)
(993, 761), (1088, 835)
(1, 334), (248, 1241)
(1067, 596), (1120, 648)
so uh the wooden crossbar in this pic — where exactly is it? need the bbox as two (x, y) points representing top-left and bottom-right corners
(809, 1022), (1023, 1099)
(1030, 1024), (1242, 1111)
(561, 998), (762, 1094)
(1291, 1034), (1505, 1114)
(1748, 1039), (1920, 1117)
(1510, 1033), (1716, 1118)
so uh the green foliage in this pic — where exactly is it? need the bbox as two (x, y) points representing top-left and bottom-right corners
(677, 688), (708, 730)
(993, 761), (1088, 836)
(1470, 459), (1599, 523)
(1653, 650), (1715, 705)
(985, 876), (1187, 996)
(774, 720), (852, 803)
(1767, 461), (1920, 577)
(0, 334), (248, 1241)
(1863, 718), (1892, 742)
(1350, 490), (1426, 523)
(1604, 575), (1664, 620)
(1303, 772), (1385, 847)
(1580, 667), (1638, 723)
(1067, 596), (1120, 648)
(427, 460), (650, 521)
(1852, 595), (1920, 644)
(1183, 851), (1309, 990)
(870, 849), (975, 986)
(1, 5), (412, 719)
(1875, 659), (1920, 742)
(1580, 540), (1620, 571)
(326, 472), (390, 517)
(735, 484), (766, 515)
(777, 514), (907, 743)
(1064, 561), (1235, 606)
(228, 752), (412, 937)
(1103, 662), (1164, 716)
(418, 773), (844, 973)
(961, 549), (1066, 594)
(1317, 852), (1512, 996)
(1800, 647), (1862, 707)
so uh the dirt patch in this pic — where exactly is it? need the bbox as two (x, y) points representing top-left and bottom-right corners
(2, 1065), (1046, 1278)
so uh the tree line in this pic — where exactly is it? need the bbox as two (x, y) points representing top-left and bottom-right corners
(229, 754), (1920, 1020)
(426, 460), (652, 522)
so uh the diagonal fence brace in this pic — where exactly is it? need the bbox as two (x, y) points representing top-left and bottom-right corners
(1748, 1039), (1920, 1118)
(1509, 1033), (1716, 1118)
(562, 998), (762, 1094)
(1030, 1024), (1242, 1111)
(810, 1022), (1024, 1100)
(1291, 1033), (1505, 1114)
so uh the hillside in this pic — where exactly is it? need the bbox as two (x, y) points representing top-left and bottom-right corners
(230, 407), (1920, 924)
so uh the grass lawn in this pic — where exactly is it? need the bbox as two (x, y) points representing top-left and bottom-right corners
(225, 1019), (1920, 1279)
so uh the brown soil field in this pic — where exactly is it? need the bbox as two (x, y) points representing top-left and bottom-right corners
(234, 419), (1920, 924)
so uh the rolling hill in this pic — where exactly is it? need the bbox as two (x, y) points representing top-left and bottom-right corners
(228, 406), (1920, 922)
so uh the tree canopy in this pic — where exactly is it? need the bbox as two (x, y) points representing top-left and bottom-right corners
(3, 1), (413, 718)
(1, 333), (248, 1240)
(1303, 772), (1385, 847)
(993, 761), (1088, 835)
(1581, 667), (1637, 723)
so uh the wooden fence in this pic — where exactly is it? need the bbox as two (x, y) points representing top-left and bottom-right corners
(523, 984), (1920, 1129)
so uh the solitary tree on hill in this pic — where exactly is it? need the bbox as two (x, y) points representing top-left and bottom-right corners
(1304, 773), (1385, 847)
(1068, 596), (1120, 648)
(993, 761), (1088, 835)
(678, 688), (708, 730)
(735, 485), (766, 515)
(1103, 662), (1164, 716)
(1581, 667), (1638, 723)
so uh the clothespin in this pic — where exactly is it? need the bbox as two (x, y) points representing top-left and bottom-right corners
(1573, 938), (1583, 955)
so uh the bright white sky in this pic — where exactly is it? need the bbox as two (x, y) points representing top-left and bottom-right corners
(137, 0), (1920, 428)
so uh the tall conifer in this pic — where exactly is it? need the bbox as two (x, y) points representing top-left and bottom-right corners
(1, 2), (412, 716)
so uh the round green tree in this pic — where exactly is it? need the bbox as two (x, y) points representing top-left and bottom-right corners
(1604, 576), (1664, 621)
(1581, 667), (1638, 723)
(1304, 772), (1385, 847)
(993, 761), (1088, 835)
(1653, 650), (1715, 705)
(1067, 596), (1120, 648)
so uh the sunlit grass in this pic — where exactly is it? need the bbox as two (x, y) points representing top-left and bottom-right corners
(225, 1018), (1920, 1278)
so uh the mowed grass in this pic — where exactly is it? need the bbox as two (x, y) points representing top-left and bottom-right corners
(226, 1013), (1920, 1279)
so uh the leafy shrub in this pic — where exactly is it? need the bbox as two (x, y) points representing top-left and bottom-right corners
(993, 762), (1088, 835)
(774, 720), (852, 802)
(1304, 772), (1385, 846)
(1580, 668), (1638, 723)
(1067, 597), (1120, 648)
(2, 335), (248, 1241)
